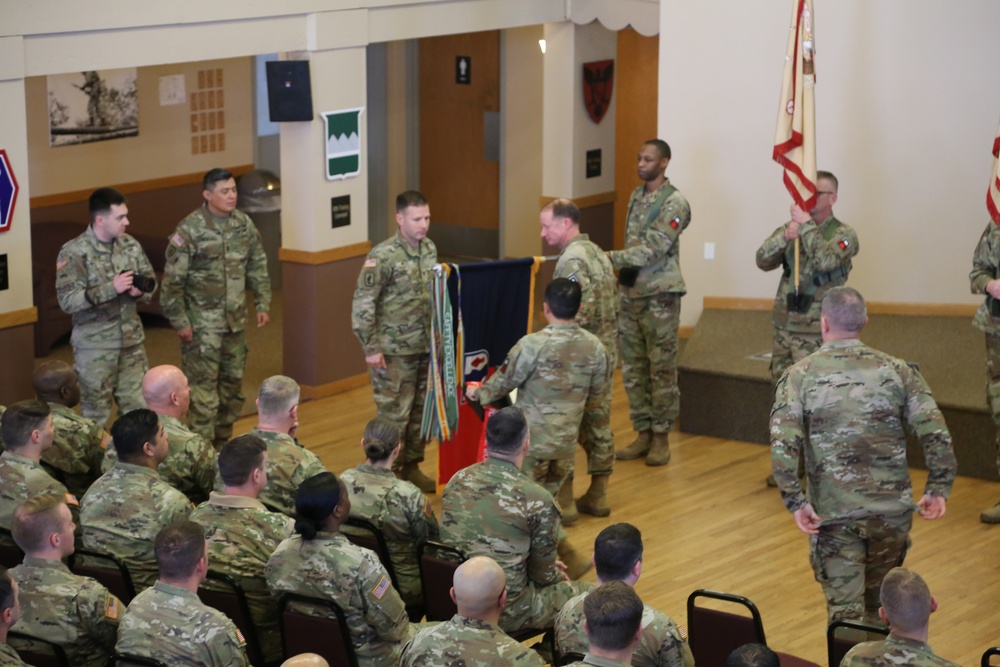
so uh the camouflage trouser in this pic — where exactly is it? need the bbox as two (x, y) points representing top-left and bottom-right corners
(500, 580), (593, 633)
(74, 343), (149, 428)
(181, 328), (247, 443)
(984, 330), (1000, 474)
(619, 292), (680, 434)
(770, 327), (822, 385)
(524, 455), (575, 498)
(809, 515), (911, 625)
(579, 345), (616, 475)
(371, 353), (429, 464)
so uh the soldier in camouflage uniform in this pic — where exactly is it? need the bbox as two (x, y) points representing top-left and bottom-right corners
(0, 401), (79, 533)
(770, 287), (956, 625)
(117, 521), (248, 667)
(190, 434), (294, 664)
(441, 407), (591, 634)
(401, 556), (545, 667)
(609, 141), (690, 467)
(80, 410), (192, 592)
(9, 495), (121, 667)
(969, 218), (1000, 523)
(266, 472), (414, 667)
(249, 376), (327, 517)
(541, 199), (618, 521)
(161, 168), (271, 446)
(563, 582), (644, 667)
(0, 567), (28, 667)
(56, 188), (155, 427)
(352, 190), (437, 493)
(341, 417), (439, 609)
(841, 568), (959, 667)
(32, 361), (107, 498)
(555, 524), (692, 667)
(103, 365), (215, 504)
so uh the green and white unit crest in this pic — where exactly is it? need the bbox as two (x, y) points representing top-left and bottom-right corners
(322, 107), (364, 180)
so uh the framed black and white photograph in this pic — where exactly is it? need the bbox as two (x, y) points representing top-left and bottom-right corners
(47, 68), (139, 146)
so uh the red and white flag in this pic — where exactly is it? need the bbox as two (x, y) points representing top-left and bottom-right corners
(989, 117), (1000, 224)
(773, 0), (817, 211)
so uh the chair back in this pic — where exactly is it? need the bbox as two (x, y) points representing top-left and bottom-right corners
(687, 589), (767, 667)
(69, 548), (137, 604)
(343, 517), (400, 590)
(198, 570), (265, 667)
(279, 592), (359, 667)
(418, 540), (467, 621)
(982, 646), (1000, 667)
(0, 528), (24, 568)
(827, 619), (889, 667)
(7, 631), (70, 667)
(106, 652), (170, 667)
(558, 651), (586, 666)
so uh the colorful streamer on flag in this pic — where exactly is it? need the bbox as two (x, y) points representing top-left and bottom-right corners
(989, 117), (1000, 225)
(422, 264), (462, 442)
(773, 0), (818, 211)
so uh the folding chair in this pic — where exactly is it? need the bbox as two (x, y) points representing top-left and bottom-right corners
(417, 540), (467, 621)
(983, 646), (1000, 667)
(7, 631), (70, 667)
(0, 528), (24, 568)
(687, 589), (820, 667)
(198, 570), (266, 667)
(827, 619), (889, 667)
(69, 548), (137, 604)
(279, 592), (359, 667)
(106, 652), (169, 667)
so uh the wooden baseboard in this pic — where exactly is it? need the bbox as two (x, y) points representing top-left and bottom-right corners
(299, 373), (370, 400)
(703, 296), (978, 318)
(0, 307), (38, 331)
(679, 325), (694, 339)
(279, 241), (372, 266)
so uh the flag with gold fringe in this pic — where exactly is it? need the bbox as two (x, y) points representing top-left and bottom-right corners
(989, 116), (1000, 224)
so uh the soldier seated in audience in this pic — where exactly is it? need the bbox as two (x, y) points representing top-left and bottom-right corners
(0, 401), (78, 534)
(250, 376), (327, 517)
(9, 494), (121, 667)
(727, 644), (779, 667)
(563, 582), (644, 667)
(266, 472), (413, 667)
(104, 365), (215, 504)
(401, 556), (545, 667)
(841, 568), (959, 667)
(341, 417), (439, 610)
(556, 523), (692, 667)
(33, 360), (107, 498)
(0, 566), (27, 667)
(441, 406), (592, 635)
(80, 409), (191, 591)
(190, 434), (293, 664)
(116, 521), (248, 666)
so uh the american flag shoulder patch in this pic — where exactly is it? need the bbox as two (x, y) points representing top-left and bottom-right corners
(678, 625), (688, 640)
(372, 576), (390, 600)
(364, 258), (378, 268)
(65, 493), (79, 507)
(235, 629), (247, 646)
(105, 595), (121, 620)
(56, 258), (68, 271)
(170, 233), (185, 247)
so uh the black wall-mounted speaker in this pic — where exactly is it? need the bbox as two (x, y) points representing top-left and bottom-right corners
(266, 60), (314, 122)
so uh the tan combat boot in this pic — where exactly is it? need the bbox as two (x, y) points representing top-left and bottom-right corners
(557, 477), (579, 526)
(981, 501), (1000, 524)
(557, 538), (593, 580)
(615, 430), (652, 460)
(645, 432), (671, 466)
(575, 474), (611, 517)
(400, 462), (437, 494)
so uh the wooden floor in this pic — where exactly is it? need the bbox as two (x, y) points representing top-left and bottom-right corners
(234, 370), (1000, 666)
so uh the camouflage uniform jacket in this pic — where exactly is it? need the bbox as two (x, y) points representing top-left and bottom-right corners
(341, 464), (440, 605)
(41, 402), (106, 498)
(555, 233), (619, 361)
(440, 458), (564, 623)
(841, 633), (960, 667)
(351, 232), (437, 356)
(55, 225), (155, 350)
(756, 216), (859, 333)
(401, 613), (546, 667)
(9, 556), (121, 667)
(970, 219), (1000, 333)
(555, 590), (693, 667)
(80, 462), (192, 591)
(476, 323), (609, 460)
(265, 532), (412, 667)
(161, 205), (270, 333)
(609, 180), (690, 298)
(0, 643), (25, 667)
(104, 414), (216, 504)
(117, 581), (248, 667)
(0, 451), (77, 531)
(566, 656), (633, 667)
(250, 428), (327, 517)
(770, 339), (957, 521)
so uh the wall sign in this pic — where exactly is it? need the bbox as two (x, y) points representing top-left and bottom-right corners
(586, 149), (602, 179)
(331, 195), (351, 229)
(583, 60), (615, 124)
(456, 56), (471, 85)
(0, 150), (18, 233)
(322, 107), (365, 180)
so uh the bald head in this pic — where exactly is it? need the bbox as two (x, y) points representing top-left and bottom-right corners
(33, 360), (79, 407)
(281, 654), (329, 667)
(452, 556), (506, 619)
(142, 365), (190, 417)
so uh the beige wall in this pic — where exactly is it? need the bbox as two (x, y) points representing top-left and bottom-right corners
(661, 0), (1000, 328)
